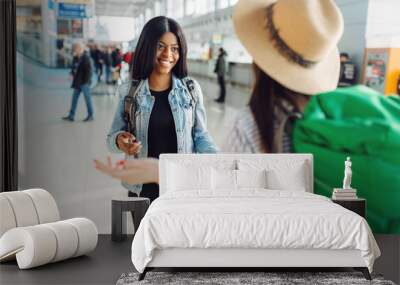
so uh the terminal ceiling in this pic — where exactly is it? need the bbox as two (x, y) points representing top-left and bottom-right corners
(94, 0), (147, 17)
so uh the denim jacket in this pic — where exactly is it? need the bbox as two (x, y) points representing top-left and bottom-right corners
(106, 75), (218, 195)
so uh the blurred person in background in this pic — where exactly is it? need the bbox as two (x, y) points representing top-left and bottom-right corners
(214, 47), (227, 103)
(111, 47), (122, 85)
(103, 46), (113, 84)
(97, 46), (104, 82)
(123, 50), (134, 67)
(119, 50), (132, 83)
(338, 52), (357, 87)
(90, 44), (103, 82)
(69, 49), (79, 82)
(99, 16), (217, 202)
(62, 42), (94, 122)
(397, 73), (400, 96)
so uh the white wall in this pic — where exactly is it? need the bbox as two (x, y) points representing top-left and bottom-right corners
(365, 0), (400, 48)
(366, 0), (400, 38)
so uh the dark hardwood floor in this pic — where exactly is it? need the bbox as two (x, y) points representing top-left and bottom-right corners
(0, 235), (133, 285)
(1, 234), (398, 284)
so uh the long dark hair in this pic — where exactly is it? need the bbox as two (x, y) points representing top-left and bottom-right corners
(249, 63), (306, 152)
(131, 16), (188, 80)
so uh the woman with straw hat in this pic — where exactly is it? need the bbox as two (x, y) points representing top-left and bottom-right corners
(223, 0), (344, 153)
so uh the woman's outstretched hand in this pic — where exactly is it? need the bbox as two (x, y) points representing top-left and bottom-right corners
(94, 156), (159, 185)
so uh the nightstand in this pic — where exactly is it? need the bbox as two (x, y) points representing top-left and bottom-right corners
(332, 198), (366, 218)
(111, 197), (150, 242)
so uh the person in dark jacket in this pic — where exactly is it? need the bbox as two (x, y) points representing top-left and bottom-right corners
(214, 48), (227, 103)
(111, 47), (122, 85)
(103, 46), (113, 84)
(397, 74), (400, 96)
(91, 44), (103, 82)
(63, 42), (94, 122)
(338, 52), (357, 87)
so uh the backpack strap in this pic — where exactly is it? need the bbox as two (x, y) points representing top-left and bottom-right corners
(181, 77), (198, 135)
(123, 79), (142, 136)
(181, 77), (198, 104)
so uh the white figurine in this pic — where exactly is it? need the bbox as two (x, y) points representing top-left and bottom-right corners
(342, 157), (352, 189)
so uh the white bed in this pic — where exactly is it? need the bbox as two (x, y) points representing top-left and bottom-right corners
(131, 154), (380, 280)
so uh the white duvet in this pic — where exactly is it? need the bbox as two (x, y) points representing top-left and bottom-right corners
(131, 190), (380, 273)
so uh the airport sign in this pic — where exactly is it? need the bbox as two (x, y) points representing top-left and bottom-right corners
(57, 2), (89, 18)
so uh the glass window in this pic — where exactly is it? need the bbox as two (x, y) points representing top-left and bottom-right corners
(71, 19), (82, 38)
(154, 1), (161, 16)
(186, 0), (195, 15)
(229, 0), (239, 6)
(16, 5), (42, 63)
(145, 8), (152, 21)
(57, 19), (69, 35)
(219, 0), (229, 9)
(133, 16), (142, 37)
(167, 0), (184, 18)
(139, 14), (144, 30)
(196, 0), (214, 15)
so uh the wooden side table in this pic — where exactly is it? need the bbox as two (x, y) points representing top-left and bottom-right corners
(332, 198), (366, 218)
(112, 197), (150, 242)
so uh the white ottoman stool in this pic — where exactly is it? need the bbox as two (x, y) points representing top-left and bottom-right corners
(0, 189), (98, 269)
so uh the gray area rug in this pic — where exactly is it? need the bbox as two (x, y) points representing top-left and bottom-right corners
(116, 271), (396, 285)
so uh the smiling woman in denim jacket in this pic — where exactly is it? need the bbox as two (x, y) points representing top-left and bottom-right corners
(105, 16), (217, 202)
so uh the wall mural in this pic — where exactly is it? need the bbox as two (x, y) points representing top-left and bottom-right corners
(294, 85), (400, 234)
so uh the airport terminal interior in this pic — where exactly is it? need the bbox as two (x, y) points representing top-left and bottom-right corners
(1, 0), (400, 284)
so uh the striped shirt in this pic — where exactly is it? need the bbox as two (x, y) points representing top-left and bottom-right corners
(222, 106), (293, 154)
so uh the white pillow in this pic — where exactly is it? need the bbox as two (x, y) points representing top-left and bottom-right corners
(211, 168), (236, 190)
(236, 169), (267, 189)
(167, 162), (211, 191)
(266, 167), (306, 191)
(237, 159), (308, 191)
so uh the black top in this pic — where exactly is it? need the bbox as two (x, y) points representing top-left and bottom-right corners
(147, 87), (178, 159)
(71, 52), (92, 89)
(141, 87), (177, 202)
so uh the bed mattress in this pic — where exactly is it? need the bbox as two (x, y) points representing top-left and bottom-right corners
(131, 190), (380, 273)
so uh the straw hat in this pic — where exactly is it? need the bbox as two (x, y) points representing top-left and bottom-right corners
(233, 0), (344, 95)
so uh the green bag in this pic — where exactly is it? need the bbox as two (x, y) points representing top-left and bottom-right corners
(293, 85), (400, 234)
